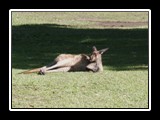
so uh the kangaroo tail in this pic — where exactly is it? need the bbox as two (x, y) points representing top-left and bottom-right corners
(18, 68), (41, 74)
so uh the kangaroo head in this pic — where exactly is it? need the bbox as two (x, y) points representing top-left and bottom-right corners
(90, 46), (109, 62)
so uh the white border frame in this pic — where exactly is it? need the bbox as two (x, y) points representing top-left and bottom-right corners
(9, 9), (151, 111)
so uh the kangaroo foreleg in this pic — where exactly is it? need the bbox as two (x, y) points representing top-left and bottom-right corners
(86, 62), (99, 72)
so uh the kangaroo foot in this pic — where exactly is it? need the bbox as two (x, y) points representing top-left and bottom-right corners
(38, 68), (46, 75)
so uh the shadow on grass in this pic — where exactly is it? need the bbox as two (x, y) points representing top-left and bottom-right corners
(12, 24), (148, 71)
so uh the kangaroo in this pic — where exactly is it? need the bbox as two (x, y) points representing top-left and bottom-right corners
(87, 46), (109, 72)
(19, 46), (109, 75)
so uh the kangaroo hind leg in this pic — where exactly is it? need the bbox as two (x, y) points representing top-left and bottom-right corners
(46, 67), (71, 73)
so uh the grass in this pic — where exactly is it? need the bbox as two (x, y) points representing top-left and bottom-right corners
(11, 11), (149, 109)
(12, 71), (148, 108)
(12, 12), (148, 28)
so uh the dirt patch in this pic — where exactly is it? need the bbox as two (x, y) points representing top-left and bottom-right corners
(96, 21), (148, 27)
(78, 18), (148, 27)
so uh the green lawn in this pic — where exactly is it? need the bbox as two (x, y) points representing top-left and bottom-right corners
(11, 11), (149, 109)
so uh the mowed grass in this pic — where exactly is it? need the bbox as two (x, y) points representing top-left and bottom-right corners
(11, 12), (149, 108)
(12, 12), (148, 28)
(12, 70), (148, 108)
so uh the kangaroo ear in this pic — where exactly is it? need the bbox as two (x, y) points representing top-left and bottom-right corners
(92, 46), (97, 51)
(99, 48), (109, 54)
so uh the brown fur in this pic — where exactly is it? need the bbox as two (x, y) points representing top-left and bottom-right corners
(19, 46), (109, 74)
